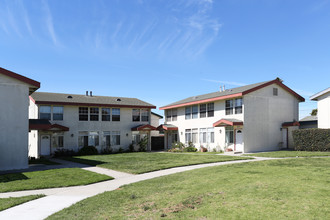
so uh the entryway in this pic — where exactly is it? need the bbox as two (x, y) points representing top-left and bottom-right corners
(40, 135), (51, 156)
(235, 129), (243, 152)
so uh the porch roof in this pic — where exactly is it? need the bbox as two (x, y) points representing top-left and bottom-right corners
(131, 124), (157, 131)
(157, 124), (178, 131)
(282, 121), (300, 127)
(213, 118), (244, 127)
(29, 119), (69, 131)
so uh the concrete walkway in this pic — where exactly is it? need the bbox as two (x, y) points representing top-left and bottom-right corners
(0, 156), (278, 220)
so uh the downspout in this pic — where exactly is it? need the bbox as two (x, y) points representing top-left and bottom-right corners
(234, 128), (236, 152)
(286, 128), (289, 149)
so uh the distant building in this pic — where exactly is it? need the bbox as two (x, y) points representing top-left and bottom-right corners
(310, 88), (330, 129)
(29, 91), (157, 157)
(299, 116), (318, 129)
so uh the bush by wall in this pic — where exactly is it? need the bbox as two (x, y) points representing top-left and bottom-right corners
(292, 128), (330, 151)
(78, 146), (98, 156)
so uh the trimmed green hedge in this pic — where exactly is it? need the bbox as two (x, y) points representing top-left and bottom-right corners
(293, 129), (330, 151)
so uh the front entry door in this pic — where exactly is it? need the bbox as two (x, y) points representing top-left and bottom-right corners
(41, 135), (51, 156)
(235, 130), (243, 152)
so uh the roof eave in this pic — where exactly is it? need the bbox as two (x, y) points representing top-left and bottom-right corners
(35, 101), (156, 109)
(310, 88), (330, 101)
(159, 93), (243, 110)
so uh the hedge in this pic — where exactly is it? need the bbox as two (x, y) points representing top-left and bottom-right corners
(292, 128), (330, 151)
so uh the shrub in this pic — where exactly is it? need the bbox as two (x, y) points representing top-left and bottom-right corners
(53, 149), (76, 157)
(138, 136), (148, 152)
(293, 128), (330, 151)
(183, 146), (198, 152)
(101, 147), (112, 155)
(78, 146), (98, 156)
(129, 143), (135, 152)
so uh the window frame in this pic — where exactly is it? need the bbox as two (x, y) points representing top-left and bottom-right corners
(102, 108), (111, 121)
(185, 106), (192, 120)
(53, 106), (63, 121)
(132, 109), (141, 121)
(207, 103), (214, 117)
(79, 107), (88, 121)
(225, 100), (234, 115)
(235, 98), (243, 114)
(90, 107), (99, 121)
(192, 105), (198, 119)
(141, 109), (149, 122)
(200, 104), (206, 118)
(40, 106), (51, 120)
(112, 108), (120, 121)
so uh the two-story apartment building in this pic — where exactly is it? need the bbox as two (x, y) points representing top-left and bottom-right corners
(310, 88), (330, 129)
(0, 67), (40, 171)
(159, 78), (304, 153)
(28, 91), (157, 157)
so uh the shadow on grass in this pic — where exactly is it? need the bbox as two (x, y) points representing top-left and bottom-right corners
(0, 173), (29, 183)
(62, 157), (105, 166)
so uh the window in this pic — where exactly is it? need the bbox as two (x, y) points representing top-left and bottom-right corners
(88, 131), (99, 146)
(192, 128), (198, 143)
(185, 107), (191, 120)
(141, 109), (149, 122)
(235, 98), (243, 114)
(192, 105), (198, 119)
(40, 106), (51, 120)
(225, 100), (234, 115)
(199, 128), (207, 143)
(78, 131), (89, 147)
(53, 106), (63, 120)
(225, 127), (234, 144)
(207, 103), (214, 117)
(166, 109), (172, 122)
(132, 109), (140, 121)
(79, 107), (88, 121)
(102, 108), (110, 121)
(185, 129), (192, 143)
(172, 109), (177, 121)
(90, 108), (99, 121)
(103, 131), (111, 147)
(207, 128), (214, 143)
(199, 128), (214, 144)
(172, 133), (178, 143)
(111, 131), (120, 146)
(58, 136), (64, 147)
(273, 88), (278, 96)
(200, 104), (206, 118)
(112, 108), (120, 121)
(52, 133), (64, 147)
(132, 132), (140, 144)
(78, 131), (99, 147)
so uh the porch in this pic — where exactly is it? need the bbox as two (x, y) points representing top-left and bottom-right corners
(213, 118), (244, 153)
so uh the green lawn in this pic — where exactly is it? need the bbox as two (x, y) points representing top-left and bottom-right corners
(48, 158), (330, 220)
(244, 150), (330, 158)
(0, 168), (112, 193)
(0, 195), (45, 211)
(64, 152), (251, 174)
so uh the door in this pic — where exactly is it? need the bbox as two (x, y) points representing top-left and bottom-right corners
(235, 130), (243, 152)
(41, 135), (51, 156)
(282, 128), (288, 149)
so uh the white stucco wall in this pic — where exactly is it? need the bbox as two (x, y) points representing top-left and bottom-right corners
(317, 92), (330, 128)
(0, 74), (30, 171)
(30, 105), (151, 154)
(243, 84), (299, 152)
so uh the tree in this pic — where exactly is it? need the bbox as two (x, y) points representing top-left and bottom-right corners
(310, 109), (317, 116)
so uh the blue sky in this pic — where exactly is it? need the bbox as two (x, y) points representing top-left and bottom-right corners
(1, 0), (329, 118)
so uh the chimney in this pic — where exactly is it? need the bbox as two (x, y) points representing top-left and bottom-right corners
(219, 86), (222, 92)
(223, 85), (225, 91)
(86, 91), (88, 96)
(90, 91), (93, 97)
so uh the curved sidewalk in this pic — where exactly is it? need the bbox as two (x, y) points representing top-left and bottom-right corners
(0, 157), (277, 220)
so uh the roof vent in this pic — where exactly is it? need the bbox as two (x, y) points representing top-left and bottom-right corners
(192, 96), (197, 100)
(116, 98), (121, 101)
(67, 95), (73, 99)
